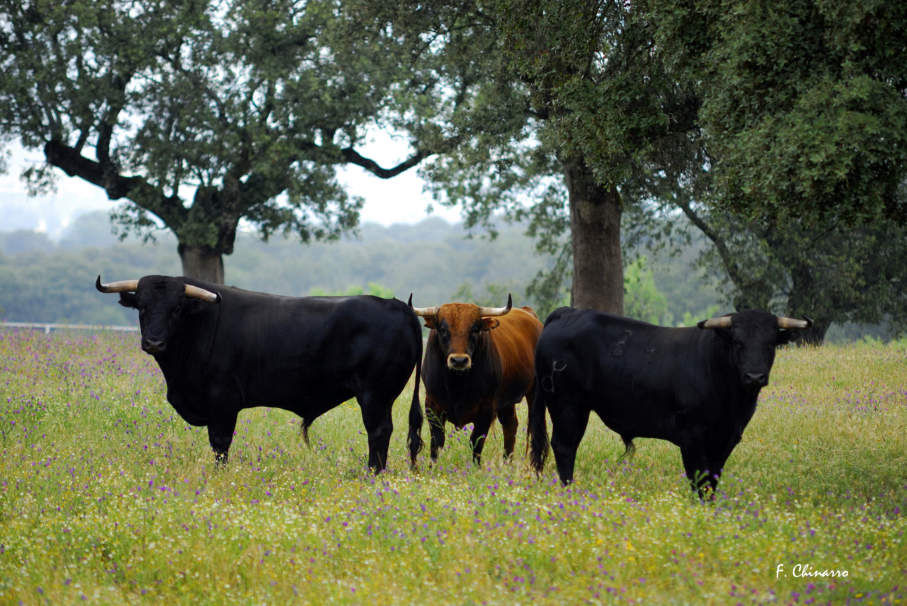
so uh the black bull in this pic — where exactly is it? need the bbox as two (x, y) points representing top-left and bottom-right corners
(529, 308), (810, 496)
(97, 275), (424, 471)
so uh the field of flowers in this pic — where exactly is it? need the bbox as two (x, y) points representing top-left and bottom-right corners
(0, 328), (904, 604)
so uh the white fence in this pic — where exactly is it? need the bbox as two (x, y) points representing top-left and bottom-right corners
(0, 322), (138, 334)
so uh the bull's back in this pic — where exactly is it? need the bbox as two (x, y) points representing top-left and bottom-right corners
(491, 307), (543, 400)
(537, 308), (716, 437)
(217, 293), (419, 404)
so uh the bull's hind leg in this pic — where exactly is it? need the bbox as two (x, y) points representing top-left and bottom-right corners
(497, 403), (518, 460)
(208, 410), (239, 467)
(359, 394), (394, 473)
(549, 404), (590, 485)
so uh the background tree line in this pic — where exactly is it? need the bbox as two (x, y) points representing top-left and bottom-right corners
(2, 0), (905, 344)
(1, 210), (898, 343)
(0, 211), (722, 327)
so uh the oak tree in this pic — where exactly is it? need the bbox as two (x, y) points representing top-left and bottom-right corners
(0, 0), (438, 282)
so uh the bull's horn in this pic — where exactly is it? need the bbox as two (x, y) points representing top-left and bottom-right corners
(96, 276), (138, 293)
(184, 284), (219, 303)
(409, 295), (439, 317)
(699, 315), (732, 329)
(777, 316), (811, 329)
(478, 293), (513, 317)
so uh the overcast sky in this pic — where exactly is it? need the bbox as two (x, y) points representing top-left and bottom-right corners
(0, 138), (462, 237)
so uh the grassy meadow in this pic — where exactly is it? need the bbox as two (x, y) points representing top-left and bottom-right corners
(0, 329), (904, 604)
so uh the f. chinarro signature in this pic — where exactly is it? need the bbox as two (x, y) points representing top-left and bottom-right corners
(776, 563), (849, 578)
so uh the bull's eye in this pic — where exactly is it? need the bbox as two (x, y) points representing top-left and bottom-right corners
(470, 324), (481, 334)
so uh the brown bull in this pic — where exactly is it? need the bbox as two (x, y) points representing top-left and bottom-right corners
(411, 295), (543, 464)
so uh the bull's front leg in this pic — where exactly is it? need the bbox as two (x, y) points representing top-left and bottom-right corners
(426, 395), (447, 462)
(207, 410), (239, 467)
(497, 403), (518, 460)
(680, 443), (715, 501)
(469, 409), (494, 466)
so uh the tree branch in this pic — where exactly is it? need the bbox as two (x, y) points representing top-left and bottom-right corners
(43, 139), (186, 229)
(96, 71), (131, 165)
(339, 146), (430, 179)
(675, 196), (749, 291)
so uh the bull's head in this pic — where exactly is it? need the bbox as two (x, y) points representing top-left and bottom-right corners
(411, 294), (512, 372)
(698, 310), (811, 388)
(96, 275), (219, 355)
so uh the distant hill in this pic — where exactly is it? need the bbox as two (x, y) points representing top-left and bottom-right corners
(0, 212), (563, 325)
(0, 209), (729, 329)
(1, 210), (892, 342)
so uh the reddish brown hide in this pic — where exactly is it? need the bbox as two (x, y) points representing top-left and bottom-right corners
(414, 299), (543, 464)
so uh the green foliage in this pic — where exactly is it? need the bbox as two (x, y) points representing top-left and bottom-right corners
(0, 212), (734, 331)
(1, 331), (905, 603)
(623, 256), (671, 325)
(525, 242), (572, 321)
(450, 282), (513, 308)
(0, 0), (442, 275)
(685, 203), (907, 342)
(650, 0), (907, 225)
(639, 0), (907, 341)
(390, 0), (697, 227)
(309, 282), (396, 299)
(0, 232), (179, 325)
(0, 215), (558, 323)
(681, 305), (720, 327)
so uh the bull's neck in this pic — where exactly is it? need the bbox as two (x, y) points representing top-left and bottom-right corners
(153, 305), (222, 380)
(704, 331), (761, 410)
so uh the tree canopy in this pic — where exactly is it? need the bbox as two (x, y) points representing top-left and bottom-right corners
(351, 0), (702, 314)
(649, 0), (907, 226)
(639, 0), (907, 343)
(0, 0), (443, 282)
(2, 0), (904, 337)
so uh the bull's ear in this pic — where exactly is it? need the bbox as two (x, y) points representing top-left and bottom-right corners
(698, 319), (732, 342)
(776, 329), (799, 346)
(697, 315), (732, 341)
(422, 316), (438, 329)
(183, 298), (209, 315)
(480, 318), (500, 331)
(118, 292), (138, 308)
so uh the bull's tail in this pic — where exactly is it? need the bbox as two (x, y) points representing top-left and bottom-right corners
(619, 436), (636, 461)
(528, 376), (549, 475)
(406, 327), (424, 468)
(524, 385), (535, 457)
(301, 418), (313, 447)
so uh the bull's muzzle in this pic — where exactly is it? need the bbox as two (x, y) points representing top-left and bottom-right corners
(141, 338), (166, 355)
(447, 354), (471, 372)
(743, 372), (768, 387)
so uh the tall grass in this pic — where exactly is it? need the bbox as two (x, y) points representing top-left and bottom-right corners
(0, 330), (904, 604)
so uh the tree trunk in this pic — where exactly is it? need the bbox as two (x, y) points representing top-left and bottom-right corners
(178, 243), (225, 284)
(564, 158), (623, 313)
(733, 289), (772, 312)
(795, 318), (830, 347)
(786, 258), (829, 346)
